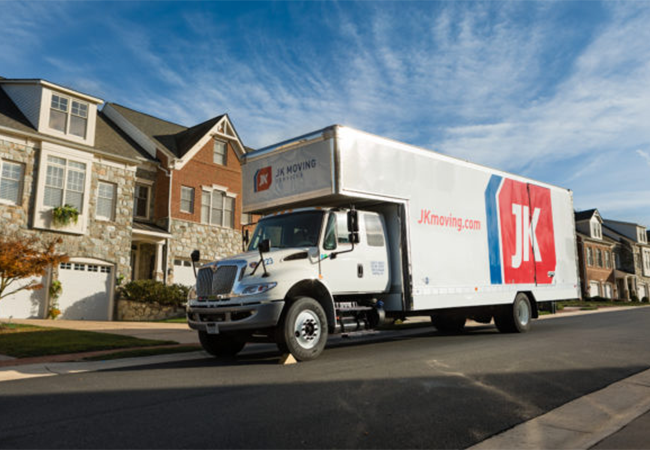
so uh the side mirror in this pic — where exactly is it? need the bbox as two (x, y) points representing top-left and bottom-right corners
(191, 250), (200, 262)
(258, 239), (270, 254)
(244, 229), (250, 245)
(348, 233), (360, 244)
(347, 208), (359, 233)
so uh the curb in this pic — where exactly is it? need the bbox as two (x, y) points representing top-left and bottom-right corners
(468, 368), (650, 450)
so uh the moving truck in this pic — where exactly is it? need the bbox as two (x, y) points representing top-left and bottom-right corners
(186, 125), (579, 361)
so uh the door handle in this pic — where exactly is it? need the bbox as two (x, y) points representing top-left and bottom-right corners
(357, 264), (364, 278)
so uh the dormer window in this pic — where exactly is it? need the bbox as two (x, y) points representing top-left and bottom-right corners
(591, 222), (602, 239)
(49, 94), (88, 138)
(638, 228), (647, 244)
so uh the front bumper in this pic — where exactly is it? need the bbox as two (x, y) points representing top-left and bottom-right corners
(186, 301), (285, 332)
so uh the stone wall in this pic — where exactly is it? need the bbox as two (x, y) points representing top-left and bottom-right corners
(117, 299), (185, 321)
(0, 137), (136, 284)
(166, 218), (242, 283)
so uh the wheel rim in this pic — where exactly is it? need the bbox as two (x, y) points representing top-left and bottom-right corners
(293, 310), (321, 350)
(517, 300), (530, 326)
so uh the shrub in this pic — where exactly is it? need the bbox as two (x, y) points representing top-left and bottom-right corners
(52, 204), (79, 227)
(642, 296), (649, 303)
(631, 295), (640, 303)
(119, 280), (189, 307)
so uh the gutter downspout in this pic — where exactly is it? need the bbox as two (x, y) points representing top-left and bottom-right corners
(158, 160), (174, 284)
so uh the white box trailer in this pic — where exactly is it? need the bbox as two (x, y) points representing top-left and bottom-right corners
(187, 125), (579, 361)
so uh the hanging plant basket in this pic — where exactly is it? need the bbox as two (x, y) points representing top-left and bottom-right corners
(52, 204), (79, 227)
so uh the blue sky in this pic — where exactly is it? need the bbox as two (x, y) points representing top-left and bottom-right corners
(2, 1), (650, 228)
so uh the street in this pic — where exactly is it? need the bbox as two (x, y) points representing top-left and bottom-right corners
(1, 308), (650, 449)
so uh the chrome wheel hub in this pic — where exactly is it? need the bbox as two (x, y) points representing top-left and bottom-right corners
(294, 310), (321, 349)
(517, 300), (530, 326)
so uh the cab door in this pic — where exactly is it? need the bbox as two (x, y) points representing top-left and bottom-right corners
(319, 211), (390, 294)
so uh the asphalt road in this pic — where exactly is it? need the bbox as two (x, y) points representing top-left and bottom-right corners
(1, 309), (650, 449)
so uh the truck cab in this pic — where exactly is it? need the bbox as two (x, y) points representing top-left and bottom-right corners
(186, 207), (391, 361)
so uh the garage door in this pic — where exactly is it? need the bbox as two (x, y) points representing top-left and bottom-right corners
(172, 259), (197, 287)
(589, 281), (600, 297)
(0, 274), (47, 319)
(639, 284), (647, 301)
(57, 261), (113, 320)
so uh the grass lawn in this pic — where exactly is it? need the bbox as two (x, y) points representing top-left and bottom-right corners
(158, 317), (187, 324)
(0, 323), (176, 358)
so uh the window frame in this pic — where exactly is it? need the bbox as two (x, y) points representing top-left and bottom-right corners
(43, 155), (87, 213)
(213, 140), (227, 166)
(96, 181), (116, 221)
(587, 247), (594, 266)
(201, 187), (235, 228)
(49, 93), (89, 138)
(180, 186), (195, 214)
(0, 159), (24, 206)
(133, 183), (150, 220)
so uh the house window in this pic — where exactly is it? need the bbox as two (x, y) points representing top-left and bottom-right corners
(596, 249), (603, 267)
(49, 94), (89, 138)
(134, 184), (149, 219)
(605, 251), (611, 269)
(44, 155), (86, 212)
(213, 141), (227, 166)
(0, 160), (24, 205)
(49, 95), (68, 132)
(180, 186), (194, 214)
(201, 189), (235, 228)
(96, 181), (116, 221)
(70, 101), (88, 138)
(587, 247), (593, 266)
(592, 222), (602, 239)
(241, 213), (253, 226)
(639, 229), (648, 244)
(643, 249), (650, 276)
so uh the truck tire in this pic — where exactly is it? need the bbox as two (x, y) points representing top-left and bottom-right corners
(431, 314), (466, 333)
(495, 293), (532, 333)
(199, 331), (246, 358)
(277, 297), (328, 361)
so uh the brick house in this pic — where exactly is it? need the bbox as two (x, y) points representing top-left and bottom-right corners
(574, 209), (617, 299)
(602, 219), (650, 301)
(0, 77), (249, 320)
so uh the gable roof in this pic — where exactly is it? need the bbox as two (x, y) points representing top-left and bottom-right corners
(175, 115), (224, 157)
(574, 209), (597, 222)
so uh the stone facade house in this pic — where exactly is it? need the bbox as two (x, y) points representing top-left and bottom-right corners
(602, 219), (650, 301)
(0, 77), (250, 320)
(574, 209), (617, 299)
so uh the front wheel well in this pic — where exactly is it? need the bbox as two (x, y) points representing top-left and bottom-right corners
(285, 280), (336, 333)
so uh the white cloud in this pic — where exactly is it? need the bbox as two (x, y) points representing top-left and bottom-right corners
(637, 150), (650, 168)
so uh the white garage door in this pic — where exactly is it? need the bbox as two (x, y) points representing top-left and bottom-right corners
(639, 284), (647, 301)
(172, 259), (197, 287)
(603, 284), (613, 299)
(57, 261), (113, 321)
(0, 274), (47, 319)
(589, 281), (600, 297)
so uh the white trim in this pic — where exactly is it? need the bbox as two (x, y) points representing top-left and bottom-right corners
(132, 229), (171, 239)
(95, 157), (137, 172)
(33, 144), (94, 234)
(95, 180), (116, 222)
(0, 158), (24, 206)
(180, 185), (195, 214)
(0, 79), (103, 104)
(135, 177), (154, 186)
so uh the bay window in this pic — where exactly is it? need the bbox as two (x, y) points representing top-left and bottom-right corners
(44, 155), (86, 212)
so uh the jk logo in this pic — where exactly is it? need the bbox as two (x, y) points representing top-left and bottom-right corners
(254, 167), (272, 193)
(510, 204), (542, 269)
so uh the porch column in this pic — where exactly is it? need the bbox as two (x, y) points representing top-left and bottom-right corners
(154, 241), (164, 281)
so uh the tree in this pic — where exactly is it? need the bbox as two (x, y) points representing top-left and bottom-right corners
(0, 235), (68, 303)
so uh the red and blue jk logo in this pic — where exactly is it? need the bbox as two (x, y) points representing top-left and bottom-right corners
(485, 175), (556, 285)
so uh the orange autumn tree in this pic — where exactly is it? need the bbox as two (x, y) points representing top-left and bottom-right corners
(0, 235), (69, 305)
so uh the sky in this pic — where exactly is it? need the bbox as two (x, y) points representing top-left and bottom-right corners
(2, 1), (650, 228)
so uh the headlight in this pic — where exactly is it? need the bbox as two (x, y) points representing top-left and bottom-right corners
(240, 282), (277, 296)
(187, 285), (197, 300)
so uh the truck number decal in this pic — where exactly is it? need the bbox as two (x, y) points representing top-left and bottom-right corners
(485, 176), (556, 285)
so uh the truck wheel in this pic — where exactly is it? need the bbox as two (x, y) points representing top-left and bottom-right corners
(495, 293), (532, 333)
(277, 297), (328, 361)
(199, 331), (246, 358)
(431, 314), (466, 333)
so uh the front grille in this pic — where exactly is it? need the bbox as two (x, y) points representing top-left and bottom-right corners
(196, 265), (239, 298)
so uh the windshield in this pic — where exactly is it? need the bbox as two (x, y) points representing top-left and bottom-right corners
(247, 211), (324, 251)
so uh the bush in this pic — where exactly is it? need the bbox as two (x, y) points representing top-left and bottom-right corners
(585, 296), (609, 302)
(119, 280), (189, 307)
(631, 295), (640, 303)
(642, 296), (649, 303)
